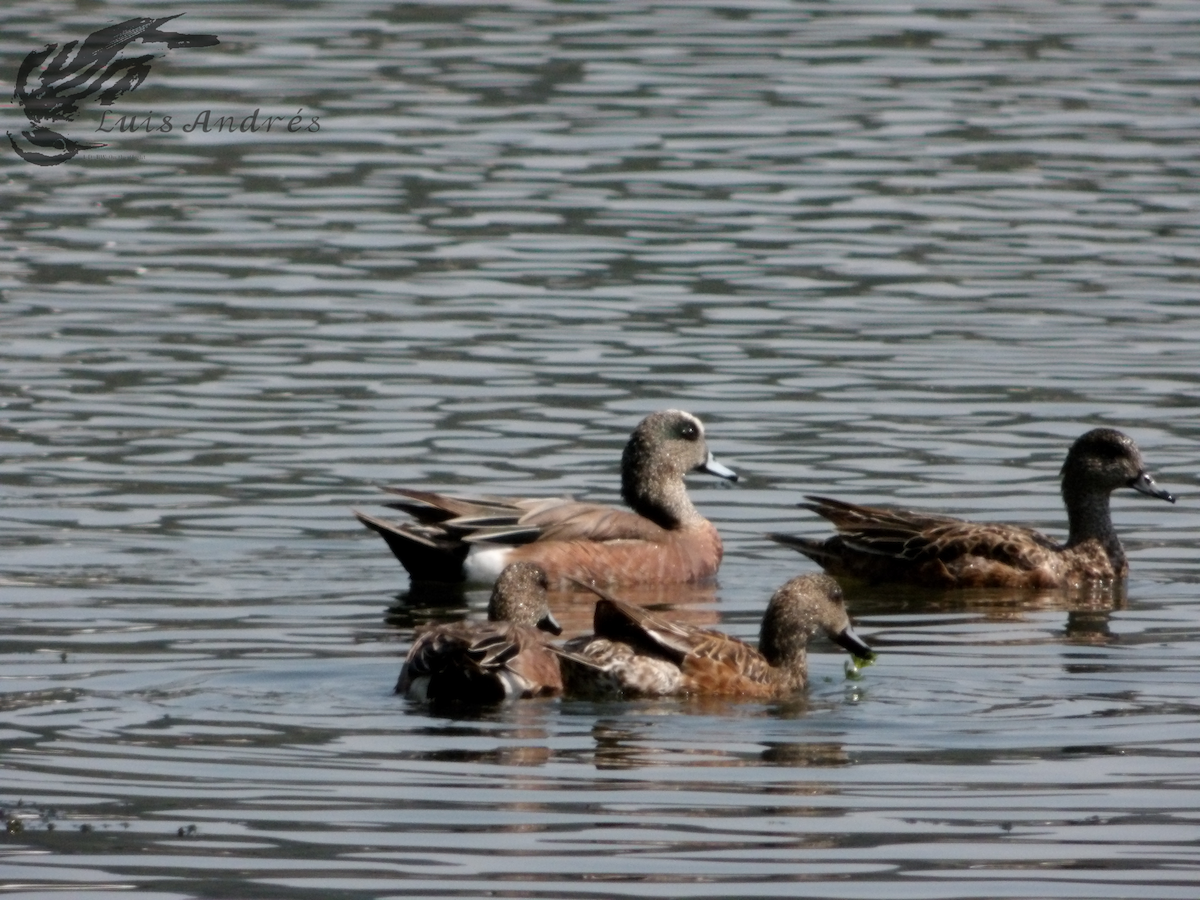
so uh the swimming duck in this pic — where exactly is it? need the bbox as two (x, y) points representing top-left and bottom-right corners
(356, 410), (737, 585)
(554, 573), (873, 699)
(396, 562), (564, 703)
(768, 428), (1175, 589)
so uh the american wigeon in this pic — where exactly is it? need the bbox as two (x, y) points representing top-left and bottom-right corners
(397, 562), (564, 703)
(769, 428), (1175, 589)
(356, 409), (737, 585)
(554, 573), (873, 699)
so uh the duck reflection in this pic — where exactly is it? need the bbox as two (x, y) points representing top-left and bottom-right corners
(388, 579), (720, 637)
(401, 700), (556, 767)
(591, 718), (650, 770)
(759, 741), (849, 767)
(1063, 608), (1118, 645)
(589, 715), (749, 770)
(845, 579), (1126, 646)
(384, 581), (474, 630)
(587, 717), (851, 774)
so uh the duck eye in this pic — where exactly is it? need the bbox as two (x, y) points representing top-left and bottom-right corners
(677, 422), (699, 441)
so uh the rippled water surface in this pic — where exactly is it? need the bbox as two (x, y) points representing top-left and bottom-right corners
(3, 1), (1200, 897)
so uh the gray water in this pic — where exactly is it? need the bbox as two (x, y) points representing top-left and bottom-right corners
(3, 1), (1200, 897)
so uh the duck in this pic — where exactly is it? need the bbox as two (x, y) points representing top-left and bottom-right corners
(356, 409), (738, 586)
(396, 562), (564, 703)
(768, 428), (1175, 589)
(553, 573), (873, 699)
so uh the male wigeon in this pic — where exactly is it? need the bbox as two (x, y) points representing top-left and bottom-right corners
(356, 410), (737, 585)
(554, 573), (873, 699)
(769, 428), (1175, 589)
(397, 562), (564, 703)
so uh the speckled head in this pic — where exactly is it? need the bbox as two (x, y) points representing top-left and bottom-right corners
(759, 573), (873, 672)
(1060, 428), (1175, 503)
(487, 563), (562, 634)
(619, 410), (737, 528)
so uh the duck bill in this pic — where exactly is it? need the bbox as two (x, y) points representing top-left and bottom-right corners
(1129, 470), (1175, 503)
(696, 451), (738, 482)
(832, 625), (874, 661)
(537, 611), (563, 636)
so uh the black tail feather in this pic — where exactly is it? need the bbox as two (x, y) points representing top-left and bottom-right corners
(354, 510), (469, 582)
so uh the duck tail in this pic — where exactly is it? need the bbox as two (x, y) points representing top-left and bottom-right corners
(765, 532), (833, 566)
(354, 510), (469, 582)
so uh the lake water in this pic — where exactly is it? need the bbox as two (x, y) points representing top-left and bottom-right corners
(3, 1), (1200, 897)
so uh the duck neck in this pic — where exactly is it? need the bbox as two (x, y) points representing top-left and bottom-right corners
(759, 621), (809, 690)
(622, 462), (701, 530)
(764, 645), (807, 691)
(1064, 483), (1123, 563)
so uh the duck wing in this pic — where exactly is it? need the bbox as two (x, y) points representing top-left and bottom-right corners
(802, 495), (1061, 569)
(399, 620), (507, 684)
(590, 596), (700, 663)
(380, 488), (669, 546)
(592, 593), (777, 695)
(398, 621), (560, 700)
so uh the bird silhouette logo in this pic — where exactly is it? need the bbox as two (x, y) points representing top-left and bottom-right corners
(9, 14), (218, 166)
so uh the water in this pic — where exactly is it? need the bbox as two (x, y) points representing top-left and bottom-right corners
(3, 1), (1200, 897)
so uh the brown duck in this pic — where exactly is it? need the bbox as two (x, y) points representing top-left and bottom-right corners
(554, 573), (873, 699)
(397, 562), (564, 703)
(356, 410), (737, 586)
(769, 428), (1175, 589)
